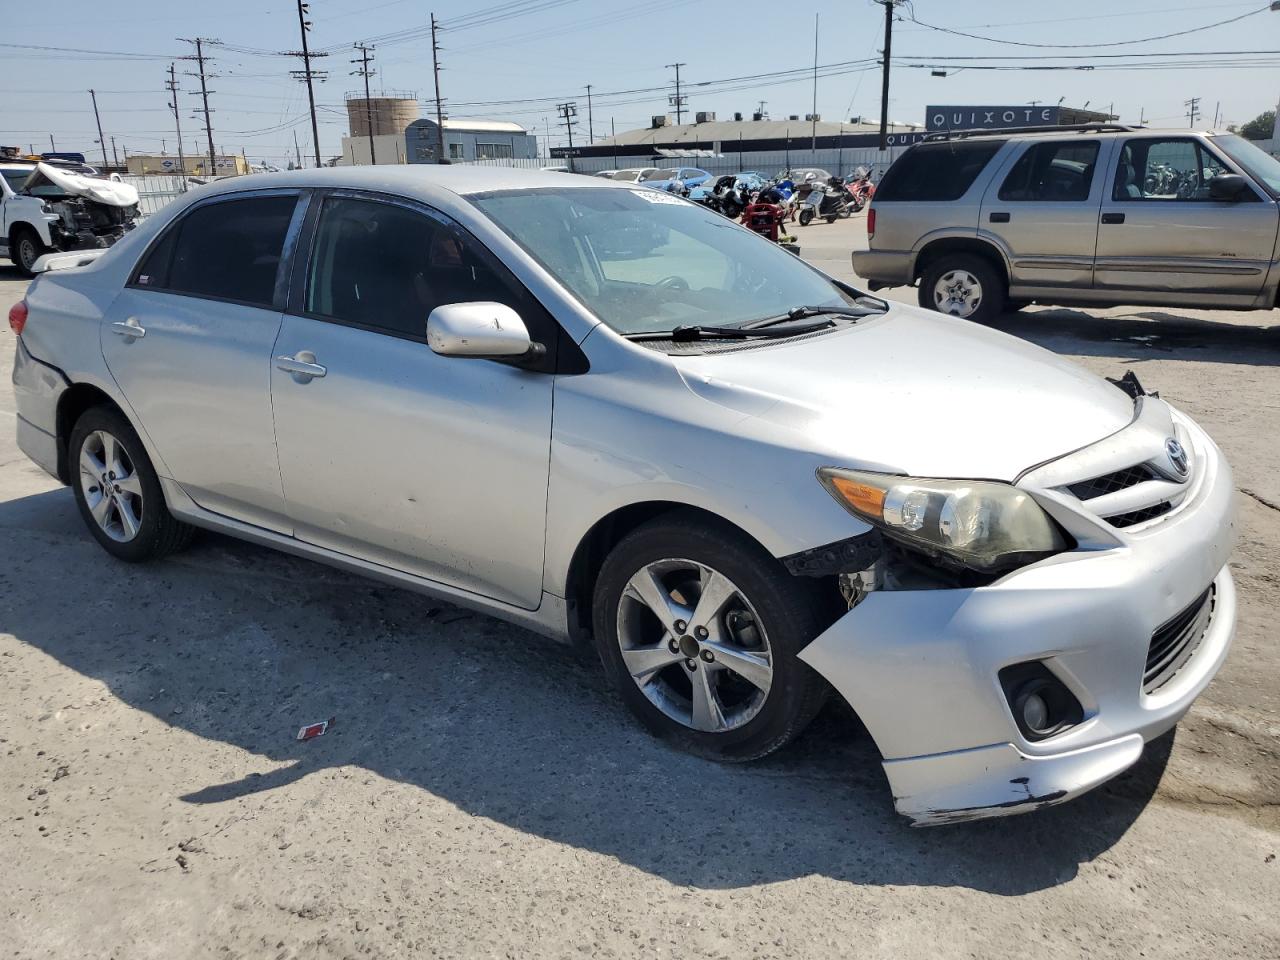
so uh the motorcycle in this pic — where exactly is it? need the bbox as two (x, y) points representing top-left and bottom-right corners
(847, 166), (875, 212)
(740, 188), (799, 255)
(797, 175), (852, 226)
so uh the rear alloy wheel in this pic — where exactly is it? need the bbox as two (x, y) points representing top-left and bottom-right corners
(918, 253), (1005, 324)
(592, 514), (828, 761)
(70, 406), (194, 562)
(13, 227), (47, 277)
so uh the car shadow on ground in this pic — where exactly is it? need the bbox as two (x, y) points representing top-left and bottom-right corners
(987, 305), (1280, 366)
(0, 488), (1176, 896)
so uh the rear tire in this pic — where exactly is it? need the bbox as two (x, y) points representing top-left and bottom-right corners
(69, 405), (195, 562)
(591, 512), (829, 762)
(12, 227), (46, 277)
(824, 215), (837, 224)
(918, 253), (1006, 324)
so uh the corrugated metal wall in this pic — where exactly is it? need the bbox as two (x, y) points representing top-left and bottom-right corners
(461, 146), (914, 177)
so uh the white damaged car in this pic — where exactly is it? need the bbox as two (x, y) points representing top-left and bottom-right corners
(1, 161), (140, 275)
(9, 166), (1236, 824)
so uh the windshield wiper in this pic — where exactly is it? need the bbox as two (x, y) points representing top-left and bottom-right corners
(663, 319), (834, 342)
(743, 304), (876, 329)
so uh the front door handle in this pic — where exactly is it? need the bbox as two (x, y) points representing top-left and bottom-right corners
(276, 352), (327, 381)
(110, 317), (146, 340)
(988, 211), (1010, 223)
(1101, 212), (1126, 224)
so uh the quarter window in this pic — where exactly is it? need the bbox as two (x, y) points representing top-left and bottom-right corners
(998, 141), (1099, 202)
(1113, 139), (1230, 201)
(875, 140), (1006, 202)
(303, 195), (544, 342)
(133, 194), (297, 307)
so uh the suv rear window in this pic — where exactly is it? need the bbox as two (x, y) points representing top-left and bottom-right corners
(875, 140), (1005, 202)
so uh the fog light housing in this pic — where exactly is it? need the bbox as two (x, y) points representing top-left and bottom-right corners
(999, 662), (1084, 742)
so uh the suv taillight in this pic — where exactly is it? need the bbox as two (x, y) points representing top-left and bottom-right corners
(8, 300), (27, 336)
(866, 208), (876, 238)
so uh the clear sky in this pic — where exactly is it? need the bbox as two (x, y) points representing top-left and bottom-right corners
(2, 0), (1276, 166)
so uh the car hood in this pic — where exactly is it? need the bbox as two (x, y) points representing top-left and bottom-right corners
(29, 162), (139, 207)
(672, 307), (1136, 481)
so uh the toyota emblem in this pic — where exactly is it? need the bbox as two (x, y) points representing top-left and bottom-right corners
(1166, 438), (1189, 477)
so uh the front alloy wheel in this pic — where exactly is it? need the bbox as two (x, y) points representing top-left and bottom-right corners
(592, 513), (829, 761)
(617, 558), (773, 734)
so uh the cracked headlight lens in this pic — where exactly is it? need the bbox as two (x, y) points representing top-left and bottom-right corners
(818, 467), (1067, 573)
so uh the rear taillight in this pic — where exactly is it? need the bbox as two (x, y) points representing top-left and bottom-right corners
(8, 300), (27, 336)
(866, 208), (876, 238)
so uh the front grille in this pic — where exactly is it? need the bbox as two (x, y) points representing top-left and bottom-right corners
(1144, 586), (1215, 694)
(1109, 501), (1174, 528)
(1068, 465), (1154, 501)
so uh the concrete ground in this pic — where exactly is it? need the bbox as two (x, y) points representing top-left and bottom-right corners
(1, 215), (1277, 959)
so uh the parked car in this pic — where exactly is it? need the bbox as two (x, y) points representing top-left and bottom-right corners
(607, 168), (659, 183)
(10, 166), (1236, 825)
(1, 160), (140, 276)
(687, 171), (767, 205)
(638, 167), (711, 193)
(853, 125), (1280, 322)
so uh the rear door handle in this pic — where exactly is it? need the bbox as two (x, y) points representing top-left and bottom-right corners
(275, 353), (327, 380)
(988, 211), (1010, 223)
(110, 317), (146, 339)
(1101, 212), (1126, 224)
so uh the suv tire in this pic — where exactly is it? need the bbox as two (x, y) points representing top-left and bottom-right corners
(919, 253), (1006, 323)
(592, 512), (829, 762)
(12, 226), (47, 277)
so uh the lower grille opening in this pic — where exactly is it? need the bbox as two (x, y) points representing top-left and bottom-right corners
(1144, 586), (1215, 695)
(1068, 465), (1155, 501)
(1109, 501), (1174, 529)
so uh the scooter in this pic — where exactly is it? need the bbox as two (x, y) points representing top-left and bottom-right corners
(797, 175), (852, 226)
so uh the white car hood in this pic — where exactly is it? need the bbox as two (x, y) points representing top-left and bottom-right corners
(674, 307), (1136, 481)
(34, 162), (139, 207)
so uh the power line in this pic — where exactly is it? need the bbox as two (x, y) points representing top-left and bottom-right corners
(905, 3), (1269, 49)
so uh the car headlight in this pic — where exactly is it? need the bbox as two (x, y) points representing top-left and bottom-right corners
(817, 467), (1067, 573)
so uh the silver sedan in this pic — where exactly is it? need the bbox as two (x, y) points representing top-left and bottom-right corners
(10, 166), (1236, 824)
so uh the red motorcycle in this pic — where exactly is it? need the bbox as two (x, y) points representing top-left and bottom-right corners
(847, 166), (876, 212)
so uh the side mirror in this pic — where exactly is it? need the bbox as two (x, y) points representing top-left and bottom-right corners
(426, 302), (544, 363)
(1209, 172), (1248, 201)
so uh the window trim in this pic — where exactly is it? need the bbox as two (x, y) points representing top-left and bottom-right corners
(124, 188), (305, 311)
(996, 139), (1100, 203)
(1109, 136), (1252, 204)
(288, 187), (569, 369)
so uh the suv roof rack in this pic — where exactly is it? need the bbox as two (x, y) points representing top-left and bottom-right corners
(922, 123), (1138, 142)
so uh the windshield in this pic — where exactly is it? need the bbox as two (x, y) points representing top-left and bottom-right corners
(1209, 134), (1280, 198)
(471, 187), (858, 335)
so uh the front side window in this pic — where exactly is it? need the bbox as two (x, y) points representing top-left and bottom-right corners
(875, 141), (1005, 202)
(133, 194), (297, 306)
(304, 195), (535, 341)
(1113, 138), (1230, 201)
(998, 141), (1099, 202)
(472, 187), (858, 336)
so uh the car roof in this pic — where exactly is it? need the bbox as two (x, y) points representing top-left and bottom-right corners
(920, 125), (1226, 144)
(193, 164), (633, 202)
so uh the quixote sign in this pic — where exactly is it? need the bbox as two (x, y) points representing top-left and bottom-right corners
(926, 105), (1061, 132)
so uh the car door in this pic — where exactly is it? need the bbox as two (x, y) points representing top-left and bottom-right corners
(981, 138), (1110, 291)
(101, 190), (304, 533)
(1094, 135), (1277, 298)
(270, 191), (556, 609)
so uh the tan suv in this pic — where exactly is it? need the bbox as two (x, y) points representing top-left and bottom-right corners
(852, 124), (1280, 322)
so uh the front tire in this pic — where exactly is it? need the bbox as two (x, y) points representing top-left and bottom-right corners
(12, 227), (47, 277)
(798, 208), (814, 227)
(591, 512), (828, 762)
(69, 406), (194, 562)
(918, 253), (1006, 324)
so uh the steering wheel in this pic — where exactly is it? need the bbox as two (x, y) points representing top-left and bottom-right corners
(656, 275), (690, 290)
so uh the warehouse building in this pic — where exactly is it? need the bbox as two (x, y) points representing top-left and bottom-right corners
(404, 118), (538, 163)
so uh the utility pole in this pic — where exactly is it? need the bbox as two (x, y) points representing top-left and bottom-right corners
(49, 135), (56, 151)
(876, 0), (898, 151)
(283, 2), (327, 168)
(166, 63), (187, 177)
(351, 43), (378, 165)
(666, 62), (687, 125)
(110, 136), (120, 168)
(585, 84), (594, 143)
(557, 102), (578, 172)
(756, 100), (768, 119)
(811, 14), (819, 152)
(1185, 96), (1201, 129)
(88, 89), (108, 168)
(179, 37), (220, 177)
(430, 13), (447, 162)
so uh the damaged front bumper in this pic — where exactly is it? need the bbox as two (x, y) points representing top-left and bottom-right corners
(798, 415), (1237, 826)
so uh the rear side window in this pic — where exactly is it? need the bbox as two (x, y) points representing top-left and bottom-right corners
(998, 141), (1100, 202)
(134, 194), (297, 307)
(875, 141), (1005, 202)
